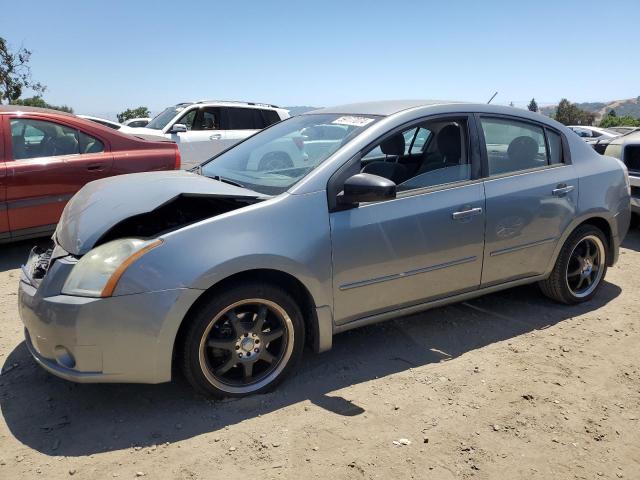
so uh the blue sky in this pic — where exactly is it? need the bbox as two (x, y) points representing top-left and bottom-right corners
(2, 0), (639, 118)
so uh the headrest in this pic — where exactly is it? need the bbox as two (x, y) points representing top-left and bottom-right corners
(54, 135), (78, 155)
(380, 133), (405, 156)
(507, 136), (538, 165)
(437, 124), (461, 160)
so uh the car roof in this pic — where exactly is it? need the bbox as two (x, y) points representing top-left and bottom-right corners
(186, 100), (284, 110)
(608, 130), (640, 145)
(307, 100), (571, 128)
(310, 100), (461, 116)
(0, 105), (76, 116)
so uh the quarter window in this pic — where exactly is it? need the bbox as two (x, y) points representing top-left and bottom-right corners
(480, 118), (547, 175)
(547, 130), (564, 165)
(10, 118), (80, 160)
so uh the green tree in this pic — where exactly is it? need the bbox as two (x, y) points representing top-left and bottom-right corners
(117, 106), (151, 123)
(599, 115), (640, 128)
(527, 98), (538, 112)
(12, 95), (73, 113)
(553, 98), (595, 126)
(607, 109), (617, 117)
(0, 37), (45, 104)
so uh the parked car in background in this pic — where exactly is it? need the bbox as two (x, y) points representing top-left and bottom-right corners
(19, 100), (630, 397)
(607, 126), (640, 135)
(604, 131), (640, 227)
(132, 100), (289, 169)
(123, 117), (151, 128)
(78, 115), (138, 134)
(568, 125), (620, 140)
(1, 106), (180, 243)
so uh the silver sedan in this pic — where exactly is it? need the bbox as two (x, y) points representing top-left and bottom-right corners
(18, 100), (631, 397)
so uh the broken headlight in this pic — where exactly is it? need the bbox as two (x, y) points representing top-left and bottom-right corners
(61, 238), (162, 297)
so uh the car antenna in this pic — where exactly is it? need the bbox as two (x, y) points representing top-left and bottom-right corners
(487, 91), (498, 104)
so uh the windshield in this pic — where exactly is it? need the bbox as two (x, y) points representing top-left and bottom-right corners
(146, 105), (188, 130)
(200, 113), (380, 195)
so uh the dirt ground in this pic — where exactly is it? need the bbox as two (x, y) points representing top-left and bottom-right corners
(1, 230), (639, 480)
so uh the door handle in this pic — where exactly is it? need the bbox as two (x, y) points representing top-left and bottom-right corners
(552, 184), (574, 196)
(209, 133), (222, 140)
(86, 164), (104, 171)
(452, 207), (483, 220)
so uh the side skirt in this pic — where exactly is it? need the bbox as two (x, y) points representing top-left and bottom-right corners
(333, 274), (548, 335)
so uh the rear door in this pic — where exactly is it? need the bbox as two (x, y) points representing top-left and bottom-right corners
(219, 107), (265, 150)
(478, 115), (578, 285)
(0, 117), (9, 241)
(62, 129), (114, 188)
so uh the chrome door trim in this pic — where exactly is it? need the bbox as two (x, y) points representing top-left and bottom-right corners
(339, 255), (477, 291)
(489, 236), (557, 257)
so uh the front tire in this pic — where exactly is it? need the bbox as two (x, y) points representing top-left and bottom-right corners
(539, 225), (608, 304)
(181, 283), (305, 397)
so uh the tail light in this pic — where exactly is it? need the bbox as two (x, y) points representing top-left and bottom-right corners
(174, 145), (181, 170)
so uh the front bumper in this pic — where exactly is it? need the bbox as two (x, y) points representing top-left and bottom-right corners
(18, 264), (202, 384)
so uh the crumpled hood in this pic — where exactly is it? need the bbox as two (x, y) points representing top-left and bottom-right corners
(56, 170), (260, 255)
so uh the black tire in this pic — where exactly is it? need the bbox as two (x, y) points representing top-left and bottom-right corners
(181, 282), (305, 397)
(630, 213), (640, 229)
(539, 225), (609, 304)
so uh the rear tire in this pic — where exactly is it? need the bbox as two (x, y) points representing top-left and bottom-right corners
(181, 282), (305, 397)
(539, 225), (608, 304)
(630, 213), (639, 229)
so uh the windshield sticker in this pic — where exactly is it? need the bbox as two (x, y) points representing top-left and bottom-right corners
(332, 116), (374, 127)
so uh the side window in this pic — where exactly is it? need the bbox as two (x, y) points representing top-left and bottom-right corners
(175, 109), (197, 130)
(547, 130), (564, 165)
(79, 131), (104, 154)
(193, 107), (220, 131)
(10, 118), (79, 160)
(360, 118), (470, 192)
(480, 118), (547, 175)
(224, 107), (264, 130)
(260, 109), (281, 126)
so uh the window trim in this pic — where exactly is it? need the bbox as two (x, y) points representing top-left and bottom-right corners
(6, 114), (111, 162)
(475, 113), (572, 180)
(327, 112), (482, 211)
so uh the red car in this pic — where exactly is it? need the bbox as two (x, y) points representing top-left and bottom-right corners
(0, 106), (180, 243)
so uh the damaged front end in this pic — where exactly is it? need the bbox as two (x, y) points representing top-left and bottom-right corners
(97, 193), (257, 245)
(55, 170), (263, 255)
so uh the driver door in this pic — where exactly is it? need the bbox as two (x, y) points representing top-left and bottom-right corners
(330, 114), (486, 324)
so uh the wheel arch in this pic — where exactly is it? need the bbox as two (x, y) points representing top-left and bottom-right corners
(172, 268), (324, 372)
(577, 216), (614, 265)
(548, 214), (616, 274)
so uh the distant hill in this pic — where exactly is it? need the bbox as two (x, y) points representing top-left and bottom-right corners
(284, 106), (318, 116)
(541, 97), (640, 120)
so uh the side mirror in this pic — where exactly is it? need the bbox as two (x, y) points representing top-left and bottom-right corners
(169, 123), (187, 134)
(338, 173), (396, 206)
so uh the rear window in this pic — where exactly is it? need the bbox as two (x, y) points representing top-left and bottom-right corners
(260, 109), (281, 126)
